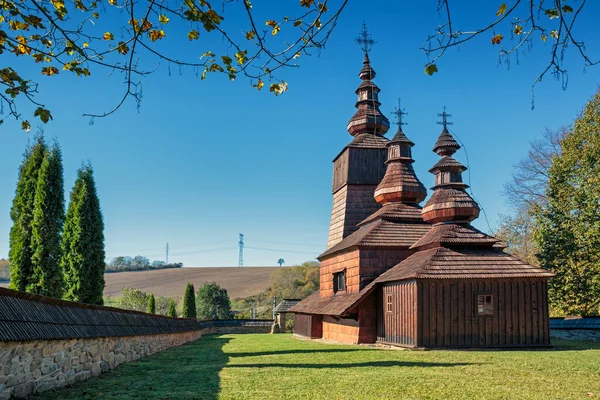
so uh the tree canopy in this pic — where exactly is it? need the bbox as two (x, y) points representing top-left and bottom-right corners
(534, 89), (600, 316)
(2, 1), (598, 130)
(196, 282), (232, 320)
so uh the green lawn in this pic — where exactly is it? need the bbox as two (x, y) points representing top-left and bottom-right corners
(30, 334), (600, 400)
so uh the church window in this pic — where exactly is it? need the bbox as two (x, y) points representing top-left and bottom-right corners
(477, 294), (493, 315)
(386, 294), (393, 313)
(333, 271), (346, 293)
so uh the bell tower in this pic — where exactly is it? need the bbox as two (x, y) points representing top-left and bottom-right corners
(327, 24), (390, 248)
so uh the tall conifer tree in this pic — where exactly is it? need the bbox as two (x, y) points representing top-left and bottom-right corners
(147, 293), (156, 314)
(9, 137), (47, 292)
(29, 143), (65, 297)
(182, 282), (196, 318)
(168, 299), (177, 317)
(61, 164), (106, 305)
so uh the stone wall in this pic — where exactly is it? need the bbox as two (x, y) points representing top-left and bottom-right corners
(0, 331), (201, 399)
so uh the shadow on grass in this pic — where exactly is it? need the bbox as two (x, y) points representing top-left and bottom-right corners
(228, 348), (371, 358)
(227, 360), (475, 369)
(29, 335), (231, 400)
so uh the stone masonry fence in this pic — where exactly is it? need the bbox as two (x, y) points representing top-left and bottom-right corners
(0, 287), (273, 399)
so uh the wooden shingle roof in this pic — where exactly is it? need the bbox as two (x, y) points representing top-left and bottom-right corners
(288, 292), (363, 316)
(319, 218), (431, 259)
(410, 223), (503, 250)
(274, 299), (301, 313)
(372, 247), (554, 282)
(0, 287), (200, 342)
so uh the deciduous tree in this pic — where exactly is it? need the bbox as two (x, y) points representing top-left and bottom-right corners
(535, 89), (600, 316)
(4, 1), (598, 129)
(62, 164), (105, 305)
(196, 282), (232, 320)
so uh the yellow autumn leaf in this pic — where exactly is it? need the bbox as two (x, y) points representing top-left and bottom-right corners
(266, 20), (277, 28)
(103, 32), (114, 40)
(255, 78), (264, 90)
(148, 29), (166, 41)
(159, 14), (169, 24)
(83, 42), (89, 47)
(300, 0), (314, 7)
(271, 25), (280, 35)
(188, 30), (199, 40)
(245, 30), (255, 40)
(41, 66), (59, 76)
(496, 3), (507, 16)
(550, 30), (558, 39)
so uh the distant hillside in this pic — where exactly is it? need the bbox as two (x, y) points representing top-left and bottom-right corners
(102, 267), (279, 299)
(0, 259), (9, 282)
(0, 265), (280, 299)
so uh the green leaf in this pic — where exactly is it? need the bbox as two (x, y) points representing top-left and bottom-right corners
(424, 64), (438, 76)
(562, 5), (573, 13)
(34, 107), (52, 123)
(21, 120), (31, 132)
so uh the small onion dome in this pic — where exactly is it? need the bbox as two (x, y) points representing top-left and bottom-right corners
(359, 53), (376, 80)
(433, 126), (460, 156)
(421, 188), (480, 224)
(423, 126), (480, 224)
(347, 53), (390, 137)
(374, 128), (427, 204)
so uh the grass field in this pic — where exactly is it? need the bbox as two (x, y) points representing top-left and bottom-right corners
(30, 334), (600, 400)
(2, 267), (278, 299)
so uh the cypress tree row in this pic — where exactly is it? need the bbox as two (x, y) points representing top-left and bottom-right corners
(147, 293), (156, 314)
(182, 282), (196, 318)
(62, 164), (106, 305)
(9, 137), (47, 292)
(168, 299), (177, 317)
(29, 143), (65, 297)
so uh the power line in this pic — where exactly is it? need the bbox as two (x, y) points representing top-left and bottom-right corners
(247, 239), (324, 248)
(245, 246), (317, 255)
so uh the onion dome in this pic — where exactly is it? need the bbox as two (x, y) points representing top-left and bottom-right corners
(374, 102), (426, 204)
(346, 53), (390, 137)
(422, 109), (480, 224)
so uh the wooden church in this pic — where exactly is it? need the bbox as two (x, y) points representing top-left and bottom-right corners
(290, 27), (554, 348)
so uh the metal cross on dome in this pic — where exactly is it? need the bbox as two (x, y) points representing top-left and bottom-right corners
(393, 98), (408, 128)
(437, 106), (453, 128)
(355, 22), (376, 53)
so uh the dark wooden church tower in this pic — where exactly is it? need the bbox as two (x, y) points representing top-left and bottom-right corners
(327, 26), (390, 248)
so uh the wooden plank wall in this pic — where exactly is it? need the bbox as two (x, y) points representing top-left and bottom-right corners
(319, 250), (360, 296)
(311, 315), (323, 339)
(347, 147), (387, 185)
(377, 281), (417, 346)
(358, 292), (377, 343)
(417, 279), (551, 348)
(360, 249), (412, 290)
(323, 315), (360, 344)
(294, 313), (312, 338)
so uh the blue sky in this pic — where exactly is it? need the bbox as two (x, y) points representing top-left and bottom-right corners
(1, 1), (599, 267)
